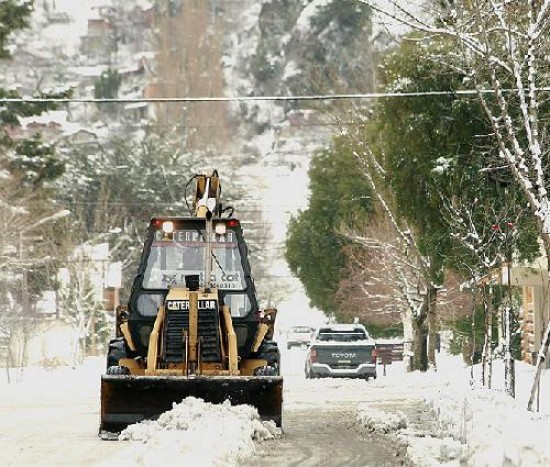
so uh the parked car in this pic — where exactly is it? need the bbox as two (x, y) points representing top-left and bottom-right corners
(286, 325), (315, 349)
(304, 323), (377, 380)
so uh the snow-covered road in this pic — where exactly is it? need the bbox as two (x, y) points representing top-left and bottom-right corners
(0, 348), (411, 466)
(243, 345), (408, 466)
(0, 360), (120, 466)
(4, 348), (550, 466)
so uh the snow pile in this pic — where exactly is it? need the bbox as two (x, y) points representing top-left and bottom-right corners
(406, 436), (465, 467)
(428, 385), (550, 466)
(357, 405), (407, 433)
(356, 356), (550, 466)
(103, 397), (281, 466)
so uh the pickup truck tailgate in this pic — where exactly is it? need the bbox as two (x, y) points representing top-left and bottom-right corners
(314, 344), (375, 368)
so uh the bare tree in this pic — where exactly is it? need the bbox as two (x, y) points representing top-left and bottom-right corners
(0, 171), (71, 370)
(152, 2), (229, 153)
(341, 143), (442, 371)
(337, 220), (402, 329)
(339, 212), (424, 369)
(56, 246), (107, 367)
(440, 190), (522, 388)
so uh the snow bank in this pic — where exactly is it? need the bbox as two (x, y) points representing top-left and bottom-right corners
(428, 385), (550, 466)
(357, 356), (550, 466)
(357, 406), (407, 433)
(102, 397), (281, 467)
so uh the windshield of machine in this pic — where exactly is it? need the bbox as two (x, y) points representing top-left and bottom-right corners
(142, 229), (246, 290)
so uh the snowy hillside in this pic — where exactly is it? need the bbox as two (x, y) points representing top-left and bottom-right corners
(2, 0), (337, 334)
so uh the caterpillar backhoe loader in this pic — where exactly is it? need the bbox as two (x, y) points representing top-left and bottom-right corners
(99, 171), (282, 439)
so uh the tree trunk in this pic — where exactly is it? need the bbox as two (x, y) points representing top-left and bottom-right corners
(71, 330), (82, 368)
(427, 286), (438, 369)
(503, 303), (515, 398)
(504, 259), (515, 398)
(18, 328), (29, 368)
(401, 310), (414, 372)
(411, 318), (427, 371)
(496, 300), (505, 354)
(469, 300), (476, 383)
(481, 286), (494, 388)
(527, 312), (550, 410)
(5, 332), (12, 384)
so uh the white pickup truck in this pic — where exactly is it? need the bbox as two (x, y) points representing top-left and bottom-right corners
(286, 325), (314, 349)
(304, 323), (377, 380)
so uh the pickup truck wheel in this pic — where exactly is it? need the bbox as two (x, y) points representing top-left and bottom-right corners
(305, 368), (317, 379)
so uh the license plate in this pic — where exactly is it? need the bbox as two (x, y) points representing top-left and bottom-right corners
(338, 360), (351, 364)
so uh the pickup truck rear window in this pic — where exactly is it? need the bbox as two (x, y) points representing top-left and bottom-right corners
(317, 328), (369, 342)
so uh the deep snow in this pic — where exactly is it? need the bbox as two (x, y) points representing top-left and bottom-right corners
(2, 349), (550, 466)
(360, 354), (550, 466)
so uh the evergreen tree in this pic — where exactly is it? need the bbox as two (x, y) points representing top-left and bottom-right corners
(285, 136), (372, 314)
(0, 1), (72, 358)
(0, 1), (32, 59)
(94, 69), (121, 116)
(365, 34), (539, 275)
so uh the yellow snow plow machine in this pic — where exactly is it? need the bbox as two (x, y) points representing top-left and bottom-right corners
(99, 171), (282, 438)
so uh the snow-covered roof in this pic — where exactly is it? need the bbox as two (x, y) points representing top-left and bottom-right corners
(18, 110), (68, 128)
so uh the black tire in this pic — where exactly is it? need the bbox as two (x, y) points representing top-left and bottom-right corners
(256, 341), (281, 376)
(106, 337), (134, 370)
(107, 348), (127, 368)
(305, 364), (316, 379)
(106, 365), (130, 375)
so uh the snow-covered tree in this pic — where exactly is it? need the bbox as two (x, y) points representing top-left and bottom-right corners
(56, 246), (108, 366)
(341, 140), (441, 370)
(0, 0), (73, 349)
(359, 0), (550, 398)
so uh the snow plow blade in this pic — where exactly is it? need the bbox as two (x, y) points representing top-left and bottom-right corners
(99, 374), (283, 436)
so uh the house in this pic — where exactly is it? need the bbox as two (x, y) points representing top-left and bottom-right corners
(489, 249), (549, 366)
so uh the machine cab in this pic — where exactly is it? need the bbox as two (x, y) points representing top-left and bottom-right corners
(127, 216), (259, 356)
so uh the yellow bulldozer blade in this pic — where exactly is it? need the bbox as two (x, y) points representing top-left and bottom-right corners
(99, 374), (283, 437)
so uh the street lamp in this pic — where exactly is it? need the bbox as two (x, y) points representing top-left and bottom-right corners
(19, 209), (71, 313)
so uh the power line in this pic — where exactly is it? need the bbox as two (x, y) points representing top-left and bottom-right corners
(3, 87), (550, 104)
